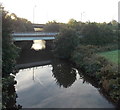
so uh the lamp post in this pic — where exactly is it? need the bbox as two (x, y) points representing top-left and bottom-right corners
(81, 12), (85, 22)
(118, 1), (120, 23)
(33, 5), (36, 24)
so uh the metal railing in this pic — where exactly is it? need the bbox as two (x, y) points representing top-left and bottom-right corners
(12, 32), (59, 37)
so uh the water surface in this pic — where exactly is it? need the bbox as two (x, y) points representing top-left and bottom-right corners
(15, 41), (115, 108)
(15, 60), (115, 108)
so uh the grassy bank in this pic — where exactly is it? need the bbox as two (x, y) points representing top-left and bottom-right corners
(71, 45), (120, 104)
(99, 50), (120, 64)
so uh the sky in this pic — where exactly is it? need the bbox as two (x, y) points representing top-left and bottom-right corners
(1, 0), (119, 24)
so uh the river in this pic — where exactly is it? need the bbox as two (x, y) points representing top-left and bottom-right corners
(14, 40), (116, 108)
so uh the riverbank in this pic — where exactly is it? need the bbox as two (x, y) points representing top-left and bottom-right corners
(71, 45), (120, 105)
(15, 57), (116, 108)
(99, 50), (120, 64)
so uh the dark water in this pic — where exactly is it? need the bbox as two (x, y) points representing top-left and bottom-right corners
(15, 42), (116, 108)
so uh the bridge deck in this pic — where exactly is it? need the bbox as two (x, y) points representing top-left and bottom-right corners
(32, 24), (45, 28)
(13, 37), (55, 41)
(12, 32), (58, 41)
(12, 32), (58, 36)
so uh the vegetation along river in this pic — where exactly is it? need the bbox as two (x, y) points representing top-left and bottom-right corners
(14, 40), (116, 108)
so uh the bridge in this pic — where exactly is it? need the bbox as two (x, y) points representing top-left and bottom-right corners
(12, 32), (59, 41)
(32, 24), (45, 28)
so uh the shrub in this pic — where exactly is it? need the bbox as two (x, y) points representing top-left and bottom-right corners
(82, 55), (109, 77)
(100, 64), (118, 79)
(54, 27), (79, 59)
(2, 6), (20, 77)
(100, 65), (120, 102)
(71, 45), (96, 66)
(71, 44), (120, 103)
(80, 23), (117, 46)
(108, 78), (120, 102)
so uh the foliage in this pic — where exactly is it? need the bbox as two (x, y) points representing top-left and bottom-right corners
(2, 10), (34, 33)
(54, 27), (79, 59)
(45, 19), (118, 47)
(53, 18), (119, 104)
(52, 59), (76, 88)
(100, 64), (120, 102)
(2, 43), (19, 77)
(108, 78), (120, 101)
(99, 50), (120, 64)
(67, 19), (81, 31)
(2, 6), (21, 109)
(2, 6), (20, 77)
(71, 45), (120, 103)
(10, 13), (34, 32)
(2, 75), (22, 109)
(71, 45), (96, 66)
(44, 20), (61, 32)
(72, 45), (109, 77)
(79, 22), (117, 46)
(94, 44), (118, 52)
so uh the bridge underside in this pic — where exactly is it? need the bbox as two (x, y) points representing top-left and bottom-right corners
(16, 45), (53, 68)
(14, 40), (54, 50)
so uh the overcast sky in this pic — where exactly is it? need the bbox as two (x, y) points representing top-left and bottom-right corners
(1, 0), (119, 23)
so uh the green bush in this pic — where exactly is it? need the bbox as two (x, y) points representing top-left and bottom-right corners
(71, 45), (120, 103)
(2, 6), (20, 77)
(2, 76), (18, 109)
(100, 64), (118, 79)
(82, 55), (109, 77)
(108, 78), (120, 102)
(71, 45), (96, 66)
(95, 44), (118, 53)
(54, 27), (79, 59)
(2, 6), (21, 109)
(100, 65), (120, 102)
(79, 23), (117, 46)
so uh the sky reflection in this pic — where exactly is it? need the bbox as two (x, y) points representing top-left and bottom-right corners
(15, 63), (115, 108)
(31, 40), (46, 50)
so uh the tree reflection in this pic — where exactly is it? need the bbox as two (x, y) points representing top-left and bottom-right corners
(78, 69), (99, 88)
(2, 75), (22, 110)
(52, 59), (77, 88)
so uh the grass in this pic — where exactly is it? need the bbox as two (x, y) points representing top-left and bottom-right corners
(99, 50), (120, 64)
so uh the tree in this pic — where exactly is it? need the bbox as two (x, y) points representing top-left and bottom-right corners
(2, 5), (21, 109)
(44, 20), (60, 32)
(2, 6), (19, 77)
(54, 27), (79, 59)
(11, 17), (34, 32)
(52, 59), (76, 88)
(80, 23), (100, 45)
(80, 22), (117, 46)
(68, 19), (80, 31)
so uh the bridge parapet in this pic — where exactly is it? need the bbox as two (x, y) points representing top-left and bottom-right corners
(32, 24), (45, 28)
(12, 32), (59, 37)
(11, 32), (59, 41)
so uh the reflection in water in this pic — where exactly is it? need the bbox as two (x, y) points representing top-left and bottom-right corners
(15, 49), (116, 108)
(31, 40), (46, 50)
(77, 70), (117, 106)
(15, 61), (115, 108)
(52, 59), (77, 88)
(2, 75), (22, 109)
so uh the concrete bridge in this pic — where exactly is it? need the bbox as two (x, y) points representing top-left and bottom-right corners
(32, 24), (45, 28)
(12, 32), (59, 41)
